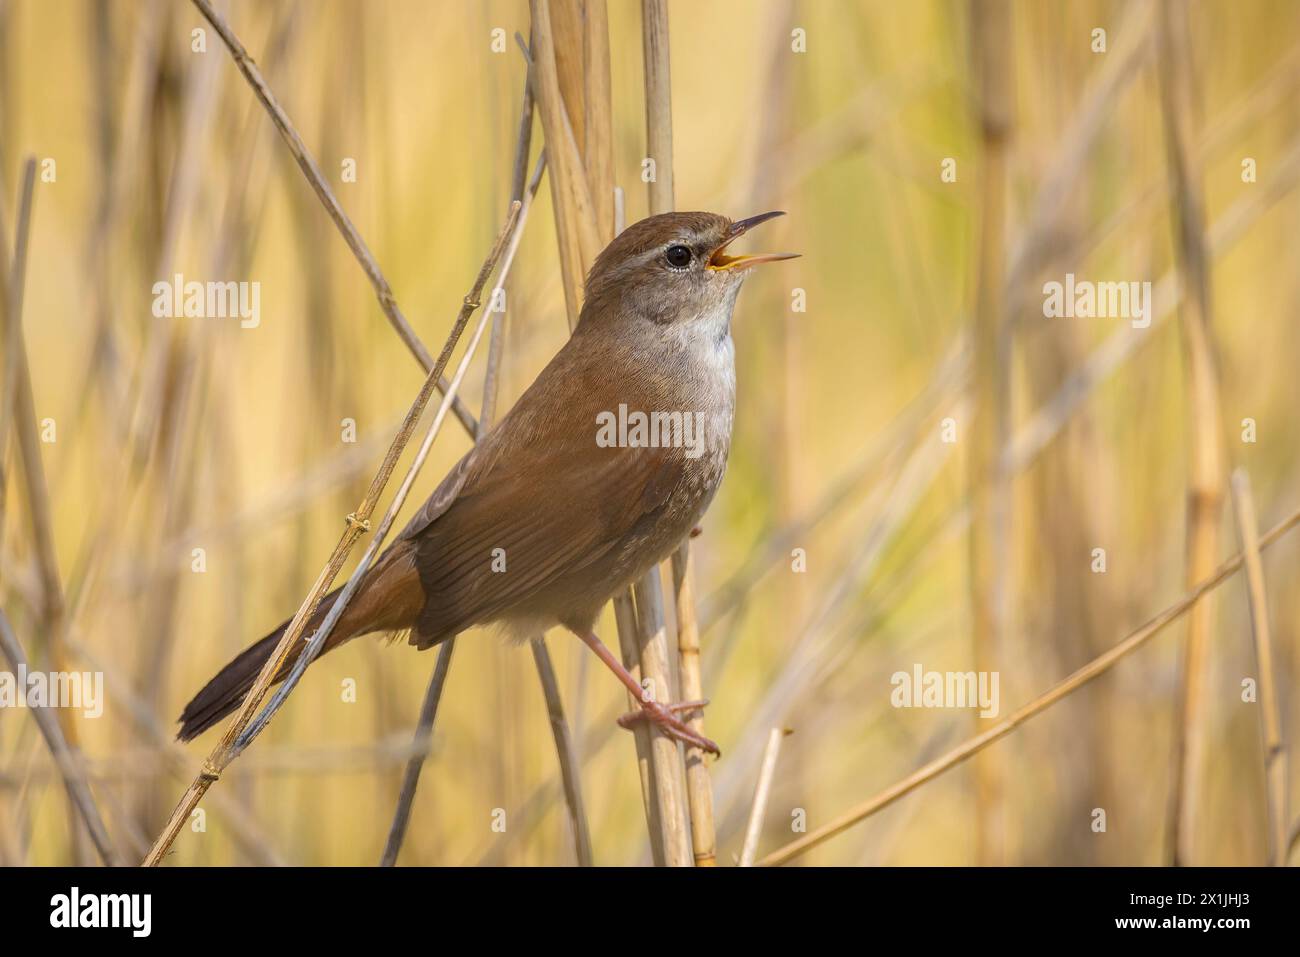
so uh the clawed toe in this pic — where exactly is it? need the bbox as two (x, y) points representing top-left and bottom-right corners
(617, 699), (720, 756)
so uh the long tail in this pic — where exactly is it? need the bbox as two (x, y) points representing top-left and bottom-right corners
(177, 542), (423, 741)
(176, 587), (348, 742)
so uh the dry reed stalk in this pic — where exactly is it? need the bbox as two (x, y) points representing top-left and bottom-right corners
(505, 51), (597, 864)
(188, 0), (478, 437)
(2, 162), (66, 685)
(525, 3), (691, 864)
(383, 34), (595, 867)
(672, 542), (716, 865)
(238, 107), (545, 749)
(583, 1), (616, 242)
(967, 0), (1013, 866)
(613, 590), (665, 864)
(380, 636), (454, 866)
(642, 0), (717, 866)
(741, 4), (813, 828)
(476, 468), (955, 867)
(524, 2), (602, 329)
(1005, 0), (1155, 289)
(123, 38), (218, 470)
(0, 188), (21, 561)
(1064, 44), (1300, 287)
(716, 108), (1300, 846)
(173, 0), (584, 867)
(131, 423), (400, 578)
(375, 74), (593, 866)
(717, 118), (1300, 835)
(0, 159), (98, 863)
(759, 504), (1300, 866)
(711, 400), (965, 829)
(529, 637), (595, 865)
(236, 213), (520, 753)
(1014, 4), (1124, 864)
(867, 40), (1300, 538)
(738, 727), (788, 866)
(0, 614), (118, 865)
(641, 0), (674, 215)
(1228, 470), (1288, 866)
(21, 732), (458, 784)
(127, 48), (233, 837)
(140, 203), (519, 866)
(67, 3), (289, 631)
(733, 117), (1300, 858)
(1006, 127), (1300, 478)
(547, 2), (587, 144)
(375, 165), (551, 864)
(605, 195), (666, 864)
(201, 8), (303, 826)
(700, 339), (970, 629)
(75, 0), (162, 445)
(618, 0), (694, 867)
(66, 636), (286, 866)
(631, 569), (691, 866)
(0, 161), (36, 586)
(1157, 0), (1227, 866)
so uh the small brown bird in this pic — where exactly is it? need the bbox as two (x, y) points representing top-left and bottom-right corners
(177, 210), (796, 754)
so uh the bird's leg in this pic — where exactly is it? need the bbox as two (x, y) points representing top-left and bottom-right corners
(574, 630), (720, 757)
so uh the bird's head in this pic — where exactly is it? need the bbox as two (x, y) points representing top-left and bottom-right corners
(579, 211), (797, 333)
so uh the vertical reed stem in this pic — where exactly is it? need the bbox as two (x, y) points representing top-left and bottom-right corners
(1158, 0), (1226, 866)
(967, 0), (1013, 866)
(672, 542), (716, 865)
(1229, 470), (1287, 866)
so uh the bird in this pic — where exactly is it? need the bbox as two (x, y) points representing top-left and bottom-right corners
(177, 210), (797, 755)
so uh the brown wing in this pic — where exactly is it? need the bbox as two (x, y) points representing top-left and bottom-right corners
(406, 437), (685, 647)
(393, 325), (693, 647)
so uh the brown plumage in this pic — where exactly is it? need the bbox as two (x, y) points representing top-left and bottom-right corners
(178, 211), (795, 748)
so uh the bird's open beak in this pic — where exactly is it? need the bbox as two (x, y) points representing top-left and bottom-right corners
(707, 211), (800, 271)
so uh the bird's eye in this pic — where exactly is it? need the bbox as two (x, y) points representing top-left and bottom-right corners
(664, 244), (692, 269)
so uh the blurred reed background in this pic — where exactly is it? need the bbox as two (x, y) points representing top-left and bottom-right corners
(1, 0), (1299, 866)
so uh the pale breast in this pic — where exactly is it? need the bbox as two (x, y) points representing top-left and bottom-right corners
(604, 329), (736, 582)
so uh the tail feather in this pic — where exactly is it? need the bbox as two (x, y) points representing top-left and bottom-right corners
(177, 541), (425, 742)
(176, 587), (342, 742)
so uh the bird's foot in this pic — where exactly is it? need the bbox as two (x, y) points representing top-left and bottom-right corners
(617, 698), (719, 756)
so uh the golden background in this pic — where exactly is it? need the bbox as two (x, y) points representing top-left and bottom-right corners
(1, 0), (1298, 865)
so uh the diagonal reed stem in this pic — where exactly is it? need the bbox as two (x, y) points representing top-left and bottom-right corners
(188, 0), (479, 437)
(0, 611), (120, 865)
(1, 157), (101, 862)
(758, 504), (1300, 866)
(141, 202), (519, 866)
(373, 231), (518, 863)
(739, 727), (788, 866)
(377, 81), (577, 868)
(529, 636), (594, 865)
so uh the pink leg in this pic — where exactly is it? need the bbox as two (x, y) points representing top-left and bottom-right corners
(574, 630), (720, 757)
